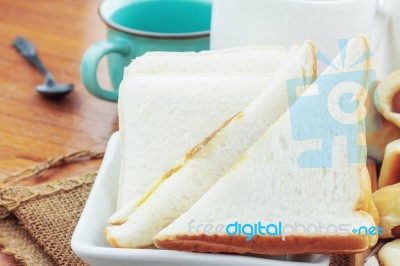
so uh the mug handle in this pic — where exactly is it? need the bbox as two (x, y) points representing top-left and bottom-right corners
(81, 39), (131, 102)
(370, 2), (390, 52)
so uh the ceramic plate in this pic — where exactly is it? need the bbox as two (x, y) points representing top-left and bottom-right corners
(71, 132), (331, 266)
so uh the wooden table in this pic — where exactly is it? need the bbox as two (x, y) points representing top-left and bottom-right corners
(0, 1), (383, 265)
(0, 0), (118, 264)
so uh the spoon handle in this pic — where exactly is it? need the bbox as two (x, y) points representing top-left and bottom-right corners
(13, 36), (52, 78)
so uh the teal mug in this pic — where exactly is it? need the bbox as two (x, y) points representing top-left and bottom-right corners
(81, 0), (211, 102)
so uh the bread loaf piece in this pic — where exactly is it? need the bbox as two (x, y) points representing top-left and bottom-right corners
(116, 46), (290, 211)
(154, 35), (378, 255)
(106, 41), (317, 248)
(124, 46), (288, 75)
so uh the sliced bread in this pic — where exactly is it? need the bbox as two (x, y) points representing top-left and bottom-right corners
(116, 46), (290, 210)
(124, 46), (289, 75)
(116, 74), (274, 213)
(154, 35), (378, 255)
(105, 41), (317, 247)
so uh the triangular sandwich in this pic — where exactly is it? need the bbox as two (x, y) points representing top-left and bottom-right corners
(106, 41), (317, 247)
(154, 36), (378, 254)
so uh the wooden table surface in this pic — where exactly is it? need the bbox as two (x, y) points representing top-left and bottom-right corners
(0, 0), (118, 264)
(0, 1), (384, 265)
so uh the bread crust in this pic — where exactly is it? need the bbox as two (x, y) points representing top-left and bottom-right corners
(352, 34), (379, 247)
(154, 234), (369, 255)
(154, 36), (378, 254)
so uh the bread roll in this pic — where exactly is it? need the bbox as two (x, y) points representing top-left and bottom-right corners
(373, 183), (400, 238)
(378, 239), (400, 266)
(379, 139), (400, 188)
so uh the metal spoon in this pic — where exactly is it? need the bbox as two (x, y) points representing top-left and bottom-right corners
(13, 36), (73, 99)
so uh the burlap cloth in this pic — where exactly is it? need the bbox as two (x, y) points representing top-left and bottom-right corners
(0, 152), (363, 266)
(0, 172), (95, 266)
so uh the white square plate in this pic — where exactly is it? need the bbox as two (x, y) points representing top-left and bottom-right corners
(71, 132), (331, 266)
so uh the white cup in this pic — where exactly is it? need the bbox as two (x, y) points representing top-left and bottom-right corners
(211, 0), (388, 60)
(382, 0), (400, 76)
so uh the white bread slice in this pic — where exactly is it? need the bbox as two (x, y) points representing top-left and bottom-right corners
(117, 46), (290, 211)
(116, 74), (275, 211)
(154, 35), (379, 255)
(124, 46), (288, 76)
(105, 41), (317, 248)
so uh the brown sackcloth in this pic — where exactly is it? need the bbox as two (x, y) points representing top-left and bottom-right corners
(0, 151), (376, 266)
(0, 176), (354, 266)
(0, 172), (96, 266)
(329, 255), (350, 266)
(0, 151), (100, 266)
(0, 216), (53, 266)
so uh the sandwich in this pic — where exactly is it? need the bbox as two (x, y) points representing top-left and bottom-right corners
(116, 46), (291, 214)
(106, 41), (317, 247)
(124, 45), (289, 75)
(114, 74), (281, 223)
(154, 35), (378, 254)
